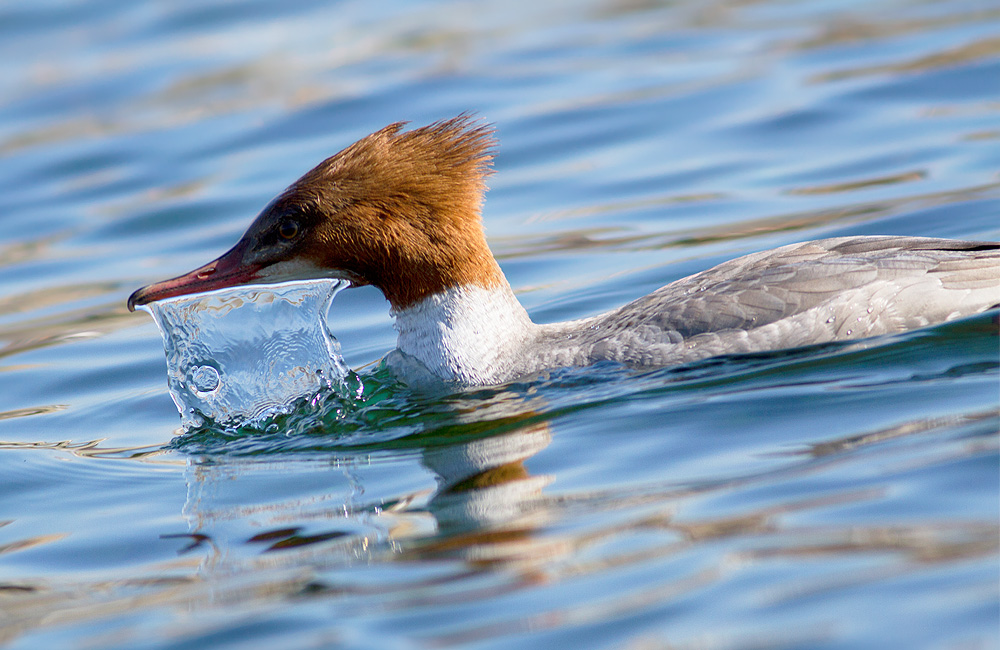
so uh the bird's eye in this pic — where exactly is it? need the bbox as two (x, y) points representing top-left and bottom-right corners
(278, 219), (300, 240)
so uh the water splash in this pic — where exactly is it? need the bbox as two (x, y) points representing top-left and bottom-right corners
(140, 279), (355, 429)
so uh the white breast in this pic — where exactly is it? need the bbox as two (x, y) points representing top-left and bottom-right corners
(388, 283), (537, 386)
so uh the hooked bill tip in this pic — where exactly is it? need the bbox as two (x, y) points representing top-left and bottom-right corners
(127, 287), (145, 312)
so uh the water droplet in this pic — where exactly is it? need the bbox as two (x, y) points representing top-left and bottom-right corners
(188, 365), (221, 396)
(826, 317), (835, 324)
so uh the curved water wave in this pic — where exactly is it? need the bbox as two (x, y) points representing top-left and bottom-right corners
(141, 279), (356, 428)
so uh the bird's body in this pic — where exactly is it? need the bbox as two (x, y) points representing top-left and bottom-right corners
(384, 235), (1000, 385)
(129, 117), (1000, 387)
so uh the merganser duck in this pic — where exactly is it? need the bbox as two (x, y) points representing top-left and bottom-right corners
(128, 116), (1000, 386)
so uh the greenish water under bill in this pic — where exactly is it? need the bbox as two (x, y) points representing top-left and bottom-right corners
(0, 1), (998, 648)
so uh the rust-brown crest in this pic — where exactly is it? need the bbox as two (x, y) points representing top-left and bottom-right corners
(270, 115), (504, 310)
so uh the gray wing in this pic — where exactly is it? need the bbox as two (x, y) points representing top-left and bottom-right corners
(535, 236), (1000, 368)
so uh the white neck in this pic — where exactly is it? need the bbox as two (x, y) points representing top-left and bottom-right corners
(388, 283), (537, 386)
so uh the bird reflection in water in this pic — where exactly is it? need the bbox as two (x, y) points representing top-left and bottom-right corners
(164, 396), (997, 632)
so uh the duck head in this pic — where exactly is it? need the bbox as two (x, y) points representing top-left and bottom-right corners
(128, 116), (503, 313)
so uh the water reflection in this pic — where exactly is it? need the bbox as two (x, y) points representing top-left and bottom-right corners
(176, 391), (556, 568)
(1, 380), (994, 647)
(163, 385), (997, 638)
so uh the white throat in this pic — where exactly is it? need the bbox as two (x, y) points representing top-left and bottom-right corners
(388, 283), (536, 386)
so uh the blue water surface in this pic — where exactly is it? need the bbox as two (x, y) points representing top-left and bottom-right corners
(0, 0), (998, 648)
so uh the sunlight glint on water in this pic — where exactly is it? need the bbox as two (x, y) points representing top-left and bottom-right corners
(141, 280), (353, 428)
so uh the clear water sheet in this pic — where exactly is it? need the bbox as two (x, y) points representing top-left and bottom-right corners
(141, 279), (353, 429)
